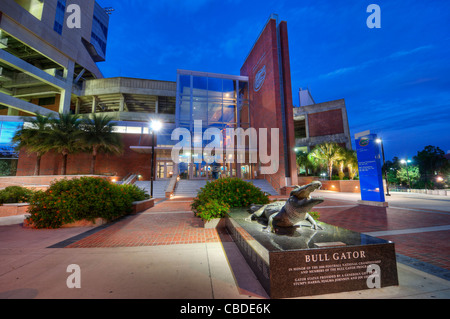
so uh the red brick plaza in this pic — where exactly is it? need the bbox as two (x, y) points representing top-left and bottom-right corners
(64, 195), (450, 272)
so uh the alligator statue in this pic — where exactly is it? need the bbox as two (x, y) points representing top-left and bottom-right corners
(248, 181), (324, 233)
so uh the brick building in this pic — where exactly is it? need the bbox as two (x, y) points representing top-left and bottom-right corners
(293, 89), (352, 152)
(0, 6), (325, 193)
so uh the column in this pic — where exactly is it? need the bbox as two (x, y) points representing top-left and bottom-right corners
(58, 60), (75, 114)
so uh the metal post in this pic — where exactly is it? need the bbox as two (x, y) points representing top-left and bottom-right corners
(150, 131), (155, 198)
(380, 140), (390, 196)
(406, 161), (411, 192)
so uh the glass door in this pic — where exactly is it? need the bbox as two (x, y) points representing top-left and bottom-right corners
(156, 161), (175, 179)
(157, 162), (166, 179)
(190, 162), (211, 179)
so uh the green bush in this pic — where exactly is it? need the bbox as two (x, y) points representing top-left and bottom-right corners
(119, 184), (150, 201)
(0, 186), (35, 205)
(308, 211), (320, 221)
(195, 199), (230, 222)
(26, 177), (144, 229)
(191, 178), (270, 221)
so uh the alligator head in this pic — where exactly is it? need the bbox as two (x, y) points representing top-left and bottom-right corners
(290, 181), (322, 200)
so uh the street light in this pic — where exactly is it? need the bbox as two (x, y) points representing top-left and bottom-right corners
(375, 138), (390, 196)
(150, 120), (163, 198)
(400, 159), (412, 192)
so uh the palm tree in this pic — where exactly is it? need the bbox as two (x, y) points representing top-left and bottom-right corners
(296, 151), (313, 176)
(47, 113), (83, 175)
(335, 148), (359, 180)
(309, 143), (345, 180)
(337, 156), (346, 180)
(80, 114), (123, 175)
(343, 149), (358, 180)
(12, 113), (54, 176)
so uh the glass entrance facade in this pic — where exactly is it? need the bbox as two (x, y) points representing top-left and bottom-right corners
(175, 70), (253, 180)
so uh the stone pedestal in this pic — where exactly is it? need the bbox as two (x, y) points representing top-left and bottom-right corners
(226, 209), (399, 298)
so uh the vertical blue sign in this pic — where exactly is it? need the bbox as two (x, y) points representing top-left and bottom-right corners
(355, 133), (385, 202)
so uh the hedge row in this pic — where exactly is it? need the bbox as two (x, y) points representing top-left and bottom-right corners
(26, 177), (148, 229)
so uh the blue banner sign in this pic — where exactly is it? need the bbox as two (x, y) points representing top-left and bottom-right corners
(355, 133), (385, 202)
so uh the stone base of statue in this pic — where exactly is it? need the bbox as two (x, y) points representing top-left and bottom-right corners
(226, 208), (399, 298)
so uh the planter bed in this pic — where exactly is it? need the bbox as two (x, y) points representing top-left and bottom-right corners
(0, 203), (30, 217)
(130, 198), (155, 214)
(18, 198), (155, 228)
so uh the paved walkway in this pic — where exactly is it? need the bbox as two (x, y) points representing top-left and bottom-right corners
(0, 193), (449, 299)
(314, 198), (450, 272)
(52, 195), (450, 272)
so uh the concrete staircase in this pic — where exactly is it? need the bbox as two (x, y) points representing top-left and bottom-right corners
(134, 180), (170, 199)
(173, 180), (207, 198)
(245, 179), (279, 196)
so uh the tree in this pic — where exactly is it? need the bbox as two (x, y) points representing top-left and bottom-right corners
(341, 148), (358, 180)
(296, 151), (315, 176)
(336, 151), (346, 180)
(12, 113), (54, 176)
(413, 146), (447, 186)
(397, 165), (420, 187)
(47, 113), (83, 175)
(309, 143), (345, 180)
(80, 114), (123, 175)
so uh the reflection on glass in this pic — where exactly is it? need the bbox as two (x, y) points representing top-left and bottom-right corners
(208, 102), (222, 122)
(193, 76), (208, 96)
(179, 100), (190, 120)
(178, 75), (191, 95)
(222, 104), (235, 123)
(208, 77), (222, 99)
(176, 73), (248, 133)
(192, 100), (207, 121)
(223, 79), (236, 100)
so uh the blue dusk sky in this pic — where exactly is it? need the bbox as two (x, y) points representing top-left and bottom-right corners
(95, 0), (450, 161)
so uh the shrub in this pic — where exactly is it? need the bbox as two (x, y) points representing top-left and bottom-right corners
(0, 186), (34, 205)
(195, 199), (230, 222)
(26, 177), (142, 229)
(191, 178), (270, 221)
(119, 184), (150, 201)
(308, 211), (320, 221)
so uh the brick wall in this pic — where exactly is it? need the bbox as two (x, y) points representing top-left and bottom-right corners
(16, 133), (156, 180)
(297, 176), (360, 193)
(308, 109), (344, 137)
(240, 18), (298, 189)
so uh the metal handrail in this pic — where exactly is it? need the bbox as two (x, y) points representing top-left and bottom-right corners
(124, 174), (138, 185)
(121, 172), (133, 183)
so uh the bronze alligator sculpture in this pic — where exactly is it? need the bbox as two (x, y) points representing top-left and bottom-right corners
(249, 181), (324, 233)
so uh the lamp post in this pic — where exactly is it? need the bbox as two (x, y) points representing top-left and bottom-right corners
(400, 159), (412, 192)
(150, 120), (163, 198)
(375, 138), (390, 196)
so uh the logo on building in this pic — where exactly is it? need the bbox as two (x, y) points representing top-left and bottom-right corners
(254, 65), (266, 92)
(359, 138), (370, 147)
